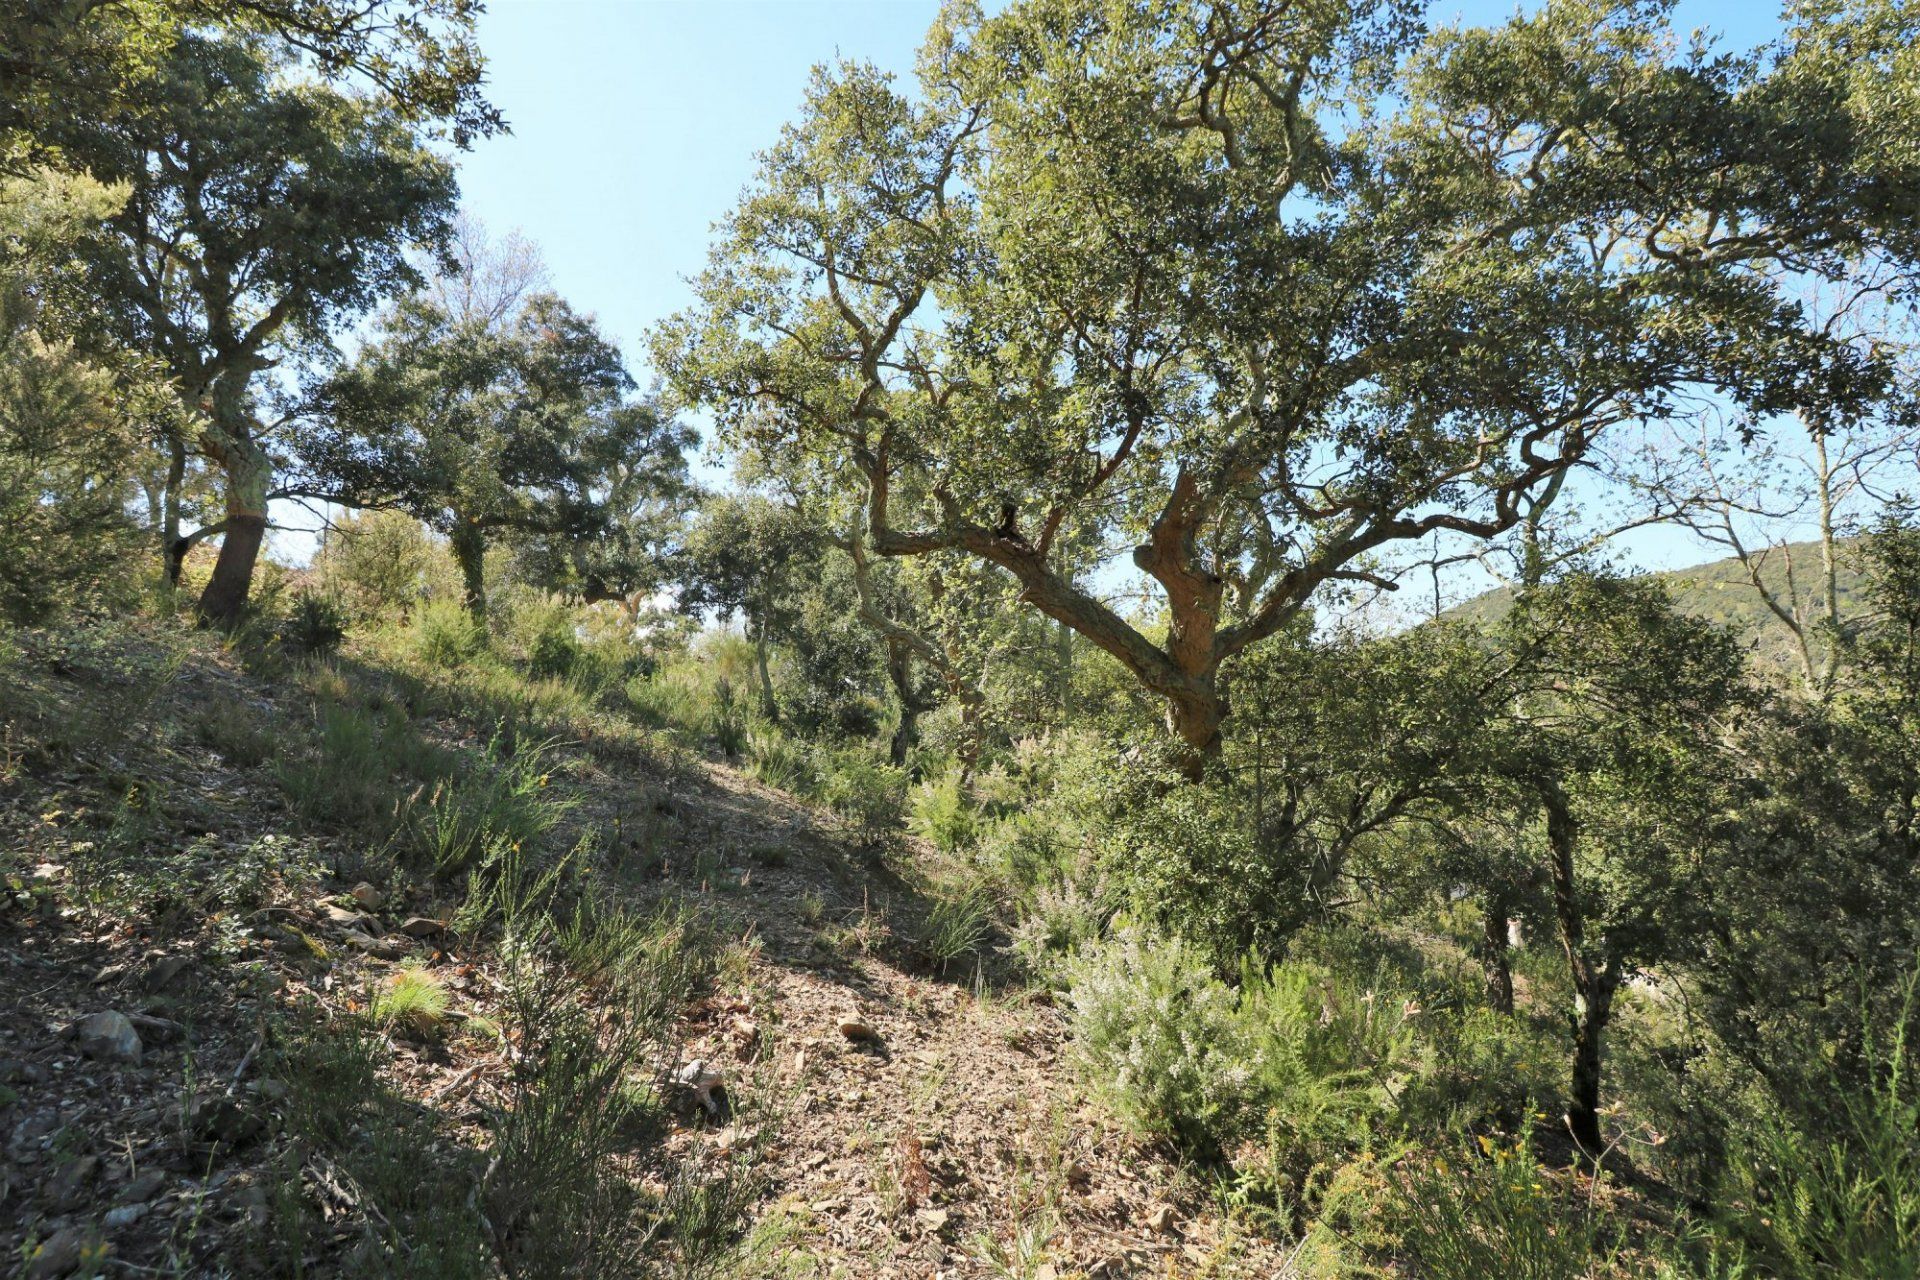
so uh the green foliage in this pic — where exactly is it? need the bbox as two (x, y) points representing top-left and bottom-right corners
(0, 168), (142, 623)
(414, 597), (487, 667)
(1066, 928), (1255, 1149)
(914, 879), (992, 973)
(372, 963), (451, 1036)
(277, 698), (435, 838)
(909, 770), (977, 855)
(315, 509), (454, 618)
(1388, 1137), (1621, 1280)
(817, 749), (907, 835)
(1722, 974), (1920, 1279)
(410, 731), (574, 877)
(660, 0), (1920, 763)
(282, 587), (349, 656)
(56, 29), (462, 621)
(0, 0), (498, 171)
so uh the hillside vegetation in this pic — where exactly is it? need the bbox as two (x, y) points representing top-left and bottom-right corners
(9, 1), (1920, 1277)
(1446, 539), (1870, 672)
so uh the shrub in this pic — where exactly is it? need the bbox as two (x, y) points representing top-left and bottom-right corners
(410, 732), (574, 877)
(314, 509), (451, 618)
(979, 810), (1076, 893)
(266, 1006), (491, 1275)
(503, 591), (585, 680)
(909, 770), (977, 855)
(282, 587), (349, 656)
(414, 597), (486, 667)
(277, 700), (427, 837)
(1066, 928), (1257, 1148)
(745, 728), (813, 793)
(1388, 1137), (1621, 1280)
(191, 696), (276, 768)
(916, 880), (993, 972)
(1004, 874), (1111, 980)
(1724, 975), (1920, 1278)
(474, 844), (748, 1277)
(1068, 930), (1423, 1210)
(819, 750), (908, 834)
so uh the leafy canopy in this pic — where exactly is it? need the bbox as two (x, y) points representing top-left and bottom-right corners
(659, 0), (1920, 759)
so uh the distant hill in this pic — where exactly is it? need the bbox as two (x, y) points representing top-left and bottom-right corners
(1445, 539), (1868, 672)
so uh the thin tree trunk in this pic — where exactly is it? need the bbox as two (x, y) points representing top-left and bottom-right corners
(1479, 886), (1515, 1016)
(751, 621), (780, 723)
(1544, 783), (1616, 1154)
(1567, 975), (1618, 1155)
(884, 637), (924, 767)
(163, 435), (187, 586)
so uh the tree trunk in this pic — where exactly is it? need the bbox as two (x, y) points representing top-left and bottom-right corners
(1479, 887), (1515, 1016)
(1543, 783), (1617, 1155)
(751, 621), (780, 723)
(1166, 684), (1227, 782)
(195, 431), (271, 627)
(1567, 974), (1618, 1155)
(162, 435), (187, 586)
(884, 637), (922, 768)
(450, 521), (488, 621)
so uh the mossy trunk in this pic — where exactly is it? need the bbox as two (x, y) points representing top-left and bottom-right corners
(451, 521), (488, 623)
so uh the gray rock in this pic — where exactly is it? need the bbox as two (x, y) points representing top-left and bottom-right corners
(73, 1011), (142, 1064)
(46, 1153), (98, 1210)
(0, 1058), (48, 1085)
(104, 1202), (148, 1229)
(348, 882), (383, 909)
(323, 903), (378, 932)
(116, 1168), (167, 1205)
(399, 916), (445, 938)
(837, 1019), (881, 1044)
(24, 1225), (88, 1278)
(144, 955), (191, 989)
(10, 1109), (58, 1152)
(674, 1060), (725, 1115)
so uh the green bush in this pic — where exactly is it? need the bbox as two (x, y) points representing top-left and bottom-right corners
(1068, 930), (1431, 1210)
(819, 750), (908, 834)
(909, 770), (977, 855)
(745, 728), (813, 793)
(282, 587), (349, 656)
(916, 879), (993, 972)
(313, 509), (453, 619)
(414, 597), (486, 666)
(1724, 978), (1920, 1278)
(277, 699), (430, 837)
(410, 731), (575, 876)
(1004, 874), (1111, 980)
(1388, 1136), (1621, 1279)
(1066, 928), (1258, 1148)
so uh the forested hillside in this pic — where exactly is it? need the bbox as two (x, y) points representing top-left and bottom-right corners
(1448, 539), (1872, 672)
(7, 2), (1920, 1278)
